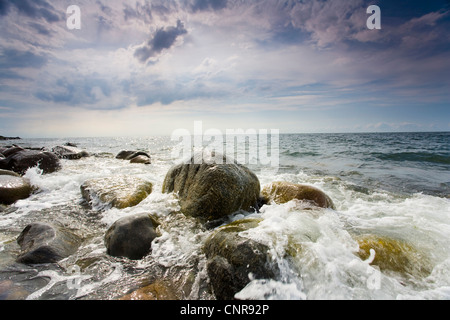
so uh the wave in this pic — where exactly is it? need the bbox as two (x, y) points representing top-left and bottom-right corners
(281, 150), (320, 157)
(372, 152), (450, 165)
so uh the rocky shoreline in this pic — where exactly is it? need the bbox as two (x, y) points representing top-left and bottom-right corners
(0, 144), (433, 300)
(0, 136), (21, 141)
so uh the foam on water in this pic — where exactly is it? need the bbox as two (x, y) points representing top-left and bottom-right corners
(1, 134), (449, 300)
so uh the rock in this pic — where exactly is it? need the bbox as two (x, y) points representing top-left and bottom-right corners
(116, 150), (150, 161)
(64, 142), (78, 147)
(0, 146), (25, 158)
(119, 280), (178, 300)
(0, 170), (32, 205)
(51, 145), (89, 160)
(129, 155), (151, 164)
(261, 181), (335, 209)
(355, 234), (432, 276)
(0, 136), (21, 141)
(162, 152), (261, 222)
(0, 149), (60, 175)
(0, 280), (30, 300)
(105, 213), (160, 260)
(80, 176), (153, 209)
(16, 222), (82, 264)
(203, 218), (278, 300)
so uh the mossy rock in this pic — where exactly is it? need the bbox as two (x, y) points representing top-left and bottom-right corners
(355, 234), (432, 277)
(162, 152), (261, 222)
(261, 181), (335, 209)
(203, 218), (278, 300)
(80, 176), (153, 209)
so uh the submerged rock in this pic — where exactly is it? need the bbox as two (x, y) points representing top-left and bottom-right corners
(355, 234), (432, 277)
(105, 213), (160, 260)
(261, 181), (335, 209)
(0, 169), (32, 205)
(51, 145), (89, 160)
(118, 280), (178, 300)
(162, 152), (261, 222)
(203, 218), (278, 300)
(0, 149), (60, 175)
(80, 176), (153, 209)
(16, 222), (82, 264)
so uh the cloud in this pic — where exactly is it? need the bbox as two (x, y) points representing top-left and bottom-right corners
(188, 0), (228, 12)
(134, 19), (188, 63)
(0, 0), (62, 23)
(0, 49), (48, 69)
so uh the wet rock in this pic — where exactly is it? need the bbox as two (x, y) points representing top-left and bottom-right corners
(0, 170), (32, 205)
(0, 136), (20, 141)
(129, 155), (151, 164)
(16, 222), (82, 264)
(261, 181), (335, 209)
(162, 152), (261, 222)
(203, 218), (278, 300)
(51, 145), (89, 160)
(355, 234), (432, 277)
(0, 146), (24, 158)
(118, 280), (178, 300)
(0, 280), (30, 300)
(116, 150), (150, 161)
(80, 176), (153, 209)
(105, 213), (160, 260)
(0, 149), (60, 175)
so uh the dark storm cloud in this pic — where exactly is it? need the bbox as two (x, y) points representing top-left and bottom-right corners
(134, 20), (188, 63)
(0, 0), (62, 22)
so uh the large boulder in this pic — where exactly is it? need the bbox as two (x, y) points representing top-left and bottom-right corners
(80, 176), (153, 209)
(0, 149), (60, 175)
(203, 218), (278, 300)
(355, 234), (432, 277)
(105, 213), (160, 260)
(16, 222), (82, 264)
(51, 145), (89, 160)
(261, 181), (335, 209)
(0, 169), (32, 205)
(162, 152), (261, 222)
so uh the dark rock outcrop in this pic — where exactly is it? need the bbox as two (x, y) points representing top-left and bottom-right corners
(116, 150), (151, 165)
(0, 149), (60, 175)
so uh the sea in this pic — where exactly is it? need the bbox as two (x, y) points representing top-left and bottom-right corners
(0, 131), (449, 300)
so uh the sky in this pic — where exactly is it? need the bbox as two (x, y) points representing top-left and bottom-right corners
(0, 0), (449, 138)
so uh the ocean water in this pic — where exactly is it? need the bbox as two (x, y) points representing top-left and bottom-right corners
(0, 132), (449, 300)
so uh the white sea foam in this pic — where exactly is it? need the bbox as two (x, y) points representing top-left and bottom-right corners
(1, 134), (449, 300)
